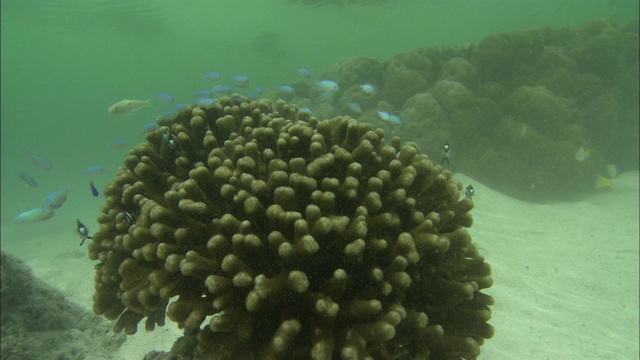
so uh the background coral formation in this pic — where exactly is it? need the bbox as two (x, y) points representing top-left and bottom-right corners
(90, 97), (493, 359)
(0, 252), (125, 360)
(286, 17), (639, 201)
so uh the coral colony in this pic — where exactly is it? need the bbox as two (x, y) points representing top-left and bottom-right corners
(90, 98), (494, 359)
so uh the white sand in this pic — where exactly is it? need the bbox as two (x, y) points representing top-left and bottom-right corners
(2, 172), (638, 359)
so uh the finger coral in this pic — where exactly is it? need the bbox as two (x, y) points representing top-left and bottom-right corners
(89, 96), (494, 359)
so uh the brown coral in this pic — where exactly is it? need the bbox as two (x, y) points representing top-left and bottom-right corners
(89, 97), (493, 359)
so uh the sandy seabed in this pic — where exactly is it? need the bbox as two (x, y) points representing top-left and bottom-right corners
(2, 172), (638, 360)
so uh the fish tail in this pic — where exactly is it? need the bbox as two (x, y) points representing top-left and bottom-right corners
(594, 175), (613, 189)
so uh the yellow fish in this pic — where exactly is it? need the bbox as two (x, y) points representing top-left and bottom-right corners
(594, 171), (638, 191)
(108, 99), (149, 115)
(595, 175), (615, 189)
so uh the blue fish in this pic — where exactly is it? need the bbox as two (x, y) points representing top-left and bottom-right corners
(142, 122), (159, 134)
(319, 91), (333, 99)
(377, 111), (402, 125)
(45, 188), (70, 210)
(108, 139), (127, 149)
(156, 109), (178, 122)
(174, 103), (188, 111)
(12, 207), (54, 223)
(84, 166), (104, 176)
(347, 102), (362, 113)
(17, 172), (38, 187)
(233, 95), (248, 103)
(213, 84), (233, 94)
(203, 71), (221, 81)
(298, 107), (313, 116)
(360, 83), (376, 95)
(195, 97), (215, 108)
(277, 85), (294, 94)
(90, 180), (99, 197)
(194, 88), (213, 99)
(27, 153), (53, 171)
(298, 67), (312, 78)
(254, 86), (263, 95)
(317, 80), (339, 93)
(232, 75), (250, 88)
(156, 92), (175, 103)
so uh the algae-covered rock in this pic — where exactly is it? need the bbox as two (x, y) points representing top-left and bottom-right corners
(1, 252), (125, 360)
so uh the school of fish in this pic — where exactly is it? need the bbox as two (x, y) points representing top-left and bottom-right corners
(9, 65), (619, 246)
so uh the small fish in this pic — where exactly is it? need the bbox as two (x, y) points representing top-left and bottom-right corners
(76, 219), (93, 245)
(17, 172), (38, 188)
(108, 139), (127, 150)
(163, 128), (176, 149)
(213, 84), (233, 94)
(232, 75), (250, 88)
(142, 122), (159, 134)
(297, 107), (313, 116)
(388, 114), (402, 125)
(174, 103), (188, 111)
(441, 142), (451, 166)
(194, 88), (213, 99)
(360, 83), (376, 95)
(377, 111), (402, 125)
(317, 80), (339, 93)
(90, 180), (99, 197)
(84, 166), (105, 176)
(203, 71), (221, 81)
(465, 184), (475, 199)
(594, 171), (636, 191)
(156, 109), (178, 122)
(298, 67), (312, 78)
(296, 108), (313, 120)
(123, 211), (136, 224)
(277, 85), (294, 94)
(233, 95), (249, 103)
(575, 146), (590, 162)
(377, 111), (391, 121)
(195, 97), (215, 108)
(45, 188), (70, 210)
(607, 164), (618, 178)
(595, 175), (613, 189)
(347, 102), (362, 113)
(108, 99), (150, 115)
(520, 125), (528, 138)
(155, 92), (175, 103)
(27, 153), (53, 171)
(318, 91), (334, 99)
(12, 207), (54, 223)
(254, 86), (263, 95)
